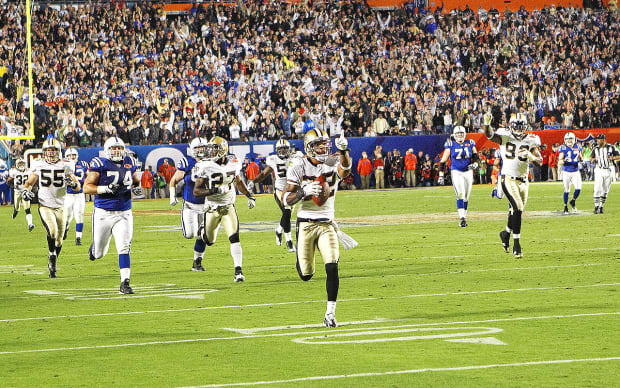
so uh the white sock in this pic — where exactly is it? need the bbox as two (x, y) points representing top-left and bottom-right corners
(326, 301), (337, 316)
(26, 213), (33, 226)
(513, 234), (521, 239)
(76, 231), (82, 239)
(457, 208), (465, 218)
(276, 225), (283, 234)
(506, 227), (512, 233)
(48, 251), (54, 257)
(120, 268), (131, 281)
(230, 242), (243, 268)
(284, 232), (292, 241)
(194, 250), (203, 261)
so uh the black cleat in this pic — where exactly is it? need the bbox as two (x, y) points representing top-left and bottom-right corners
(323, 313), (338, 328)
(563, 206), (569, 215)
(275, 230), (283, 246)
(28, 224), (35, 232)
(88, 244), (97, 261)
(499, 231), (510, 253)
(459, 218), (468, 227)
(119, 279), (134, 294)
(286, 240), (296, 252)
(594, 207), (600, 214)
(513, 239), (522, 258)
(48, 255), (57, 278)
(75, 237), (82, 246)
(12, 209), (17, 219)
(192, 257), (205, 271)
(234, 266), (245, 282)
(569, 199), (577, 212)
(599, 207), (604, 214)
(63, 227), (69, 241)
(491, 188), (497, 198)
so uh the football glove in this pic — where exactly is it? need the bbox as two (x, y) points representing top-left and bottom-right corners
(246, 181), (255, 194)
(301, 181), (322, 197)
(170, 191), (179, 206)
(247, 196), (256, 209)
(105, 183), (121, 194)
(437, 176), (445, 186)
(132, 186), (142, 196)
(468, 162), (479, 171)
(335, 133), (348, 151)
(64, 176), (78, 188)
(483, 112), (493, 126)
(518, 147), (534, 161)
(22, 189), (35, 201)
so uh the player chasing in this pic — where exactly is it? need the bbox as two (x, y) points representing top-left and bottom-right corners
(83, 137), (142, 294)
(22, 138), (81, 278)
(590, 134), (620, 214)
(169, 137), (209, 271)
(8, 158), (35, 231)
(557, 132), (583, 214)
(437, 125), (480, 227)
(247, 138), (297, 252)
(63, 148), (89, 245)
(484, 113), (542, 258)
(193, 136), (256, 282)
(282, 129), (351, 328)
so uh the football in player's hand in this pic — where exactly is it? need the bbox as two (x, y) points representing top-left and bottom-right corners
(312, 176), (330, 206)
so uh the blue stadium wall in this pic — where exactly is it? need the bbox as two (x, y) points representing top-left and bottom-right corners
(76, 135), (448, 188)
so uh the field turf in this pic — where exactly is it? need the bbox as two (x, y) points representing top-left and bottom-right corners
(0, 182), (618, 387)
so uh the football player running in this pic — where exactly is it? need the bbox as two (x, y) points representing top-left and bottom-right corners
(169, 137), (210, 271)
(193, 136), (256, 282)
(247, 138), (297, 252)
(437, 125), (480, 227)
(8, 158), (35, 231)
(484, 113), (542, 258)
(63, 148), (89, 245)
(22, 138), (81, 278)
(83, 137), (141, 294)
(282, 129), (351, 328)
(558, 132), (583, 214)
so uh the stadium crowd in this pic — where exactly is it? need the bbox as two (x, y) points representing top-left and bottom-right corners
(0, 0), (619, 151)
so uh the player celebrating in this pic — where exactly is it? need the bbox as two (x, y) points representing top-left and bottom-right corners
(22, 138), (81, 278)
(169, 137), (209, 271)
(83, 137), (141, 294)
(437, 125), (480, 227)
(247, 138), (297, 252)
(591, 134), (620, 214)
(484, 113), (542, 258)
(193, 136), (256, 282)
(558, 132), (583, 214)
(63, 148), (89, 245)
(8, 158), (35, 231)
(282, 129), (351, 328)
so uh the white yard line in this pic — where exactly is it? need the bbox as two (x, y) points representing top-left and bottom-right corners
(0, 312), (617, 356)
(2, 282), (618, 322)
(179, 357), (620, 388)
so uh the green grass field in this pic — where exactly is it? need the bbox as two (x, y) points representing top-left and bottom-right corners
(1, 182), (619, 387)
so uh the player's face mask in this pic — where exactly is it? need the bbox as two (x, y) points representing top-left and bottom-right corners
(108, 146), (125, 162)
(276, 145), (291, 158)
(44, 148), (60, 164)
(194, 145), (207, 160)
(510, 120), (527, 139)
(307, 139), (331, 162)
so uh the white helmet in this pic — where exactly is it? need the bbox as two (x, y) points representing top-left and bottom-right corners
(189, 137), (208, 160)
(509, 113), (528, 139)
(564, 132), (576, 147)
(275, 138), (292, 158)
(42, 138), (62, 164)
(304, 128), (331, 163)
(65, 148), (79, 161)
(453, 125), (466, 143)
(104, 137), (126, 162)
(0, 160), (7, 170)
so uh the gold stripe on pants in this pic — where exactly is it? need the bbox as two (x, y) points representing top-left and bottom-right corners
(296, 221), (339, 276)
(39, 206), (66, 247)
(203, 204), (238, 244)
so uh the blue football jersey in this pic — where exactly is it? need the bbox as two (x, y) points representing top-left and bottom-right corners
(90, 156), (137, 211)
(559, 144), (582, 172)
(445, 139), (476, 172)
(0, 169), (7, 185)
(67, 160), (89, 194)
(178, 156), (205, 204)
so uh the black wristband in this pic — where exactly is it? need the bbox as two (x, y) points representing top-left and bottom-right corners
(295, 189), (305, 200)
(438, 162), (445, 171)
(245, 191), (253, 199)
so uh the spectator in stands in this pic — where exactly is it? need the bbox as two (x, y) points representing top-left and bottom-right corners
(357, 152), (373, 190)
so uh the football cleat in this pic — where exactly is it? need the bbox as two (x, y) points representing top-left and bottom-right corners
(88, 244), (97, 261)
(234, 267), (245, 282)
(28, 224), (35, 232)
(323, 313), (338, 328)
(286, 240), (296, 252)
(491, 188), (497, 198)
(459, 218), (468, 227)
(275, 229), (283, 246)
(119, 279), (134, 294)
(48, 255), (57, 278)
(594, 207), (600, 214)
(75, 237), (82, 246)
(599, 207), (604, 214)
(513, 239), (522, 258)
(563, 206), (569, 215)
(63, 227), (69, 241)
(12, 209), (17, 219)
(569, 199), (577, 212)
(499, 231), (510, 253)
(192, 257), (205, 272)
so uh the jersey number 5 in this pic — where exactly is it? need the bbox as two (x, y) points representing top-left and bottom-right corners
(40, 169), (64, 188)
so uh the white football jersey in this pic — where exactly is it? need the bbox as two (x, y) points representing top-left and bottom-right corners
(266, 154), (291, 191)
(286, 156), (341, 221)
(496, 128), (541, 178)
(194, 155), (241, 207)
(9, 168), (30, 191)
(31, 158), (75, 208)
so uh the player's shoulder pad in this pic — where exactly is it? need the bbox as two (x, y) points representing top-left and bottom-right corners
(444, 139), (452, 148)
(90, 157), (104, 169)
(528, 134), (541, 146)
(178, 156), (189, 170)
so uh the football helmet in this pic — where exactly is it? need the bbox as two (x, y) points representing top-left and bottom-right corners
(275, 138), (292, 158)
(42, 138), (62, 164)
(15, 158), (26, 172)
(104, 136), (126, 162)
(189, 137), (208, 160)
(205, 136), (228, 161)
(509, 113), (528, 139)
(453, 125), (466, 143)
(564, 132), (576, 147)
(304, 128), (331, 163)
(65, 148), (79, 162)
